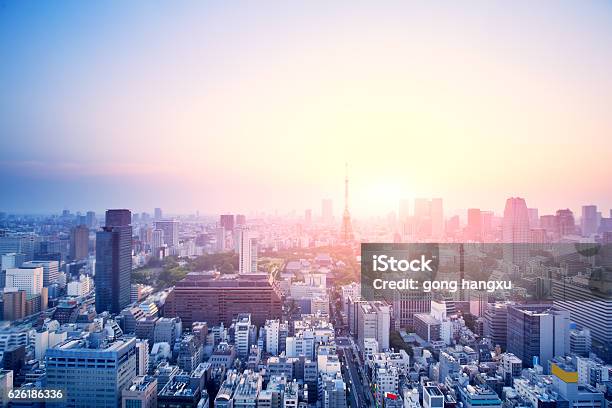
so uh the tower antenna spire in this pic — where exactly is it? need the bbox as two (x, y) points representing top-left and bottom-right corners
(344, 162), (349, 211)
(341, 163), (353, 242)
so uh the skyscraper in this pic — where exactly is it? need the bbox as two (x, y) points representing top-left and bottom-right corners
(506, 305), (569, 371)
(69, 224), (89, 261)
(154, 220), (179, 248)
(46, 337), (137, 407)
(21, 260), (59, 287)
(5, 266), (43, 296)
(95, 209), (132, 314)
(234, 313), (252, 358)
(154, 207), (163, 220)
(581, 205), (598, 237)
(357, 301), (391, 350)
(85, 211), (96, 229)
(556, 209), (576, 237)
(483, 303), (508, 349)
(467, 208), (482, 241)
(215, 227), (226, 253)
(237, 227), (258, 274)
(151, 229), (164, 256)
(2, 290), (26, 321)
(503, 197), (530, 267)
(220, 214), (235, 231)
(552, 278), (612, 362)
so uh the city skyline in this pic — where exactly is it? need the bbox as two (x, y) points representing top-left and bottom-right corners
(2, 2), (612, 215)
(2, 3), (612, 407)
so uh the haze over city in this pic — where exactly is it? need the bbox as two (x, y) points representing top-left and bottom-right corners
(2, 1), (612, 215)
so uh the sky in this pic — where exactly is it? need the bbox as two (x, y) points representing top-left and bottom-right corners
(1, 1), (612, 217)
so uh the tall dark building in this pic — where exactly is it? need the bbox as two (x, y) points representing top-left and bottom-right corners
(69, 224), (89, 260)
(219, 214), (235, 231)
(95, 209), (132, 314)
(106, 209), (132, 228)
(154, 207), (163, 220)
(506, 304), (569, 370)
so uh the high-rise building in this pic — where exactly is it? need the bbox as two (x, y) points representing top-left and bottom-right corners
(139, 225), (153, 245)
(46, 337), (137, 407)
(483, 303), (508, 349)
(220, 214), (235, 231)
(0, 235), (38, 261)
(506, 305), (570, 371)
(152, 229), (164, 252)
(503, 197), (530, 266)
(69, 225), (89, 261)
(176, 335), (203, 373)
(553, 278), (612, 362)
(2, 290), (26, 321)
(481, 210), (494, 238)
(357, 301), (391, 350)
(234, 313), (252, 358)
(154, 220), (179, 248)
(1, 253), (25, 272)
(21, 260), (59, 287)
(556, 209), (576, 237)
(264, 319), (281, 356)
(154, 207), (163, 220)
(85, 211), (96, 228)
(321, 199), (333, 224)
(467, 209), (482, 241)
(95, 209), (132, 314)
(581, 205), (598, 237)
(215, 227), (226, 252)
(237, 227), (258, 274)
(5, 266), (43, 296)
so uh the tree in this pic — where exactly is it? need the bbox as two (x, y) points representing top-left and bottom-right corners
(389, 330), (413, 357)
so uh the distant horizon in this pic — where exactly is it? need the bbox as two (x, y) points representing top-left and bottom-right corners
(2, 195), (610, 222)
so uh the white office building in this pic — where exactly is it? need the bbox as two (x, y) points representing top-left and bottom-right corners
(5, 266), (43, 296)
(237, 227), (258, 275)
